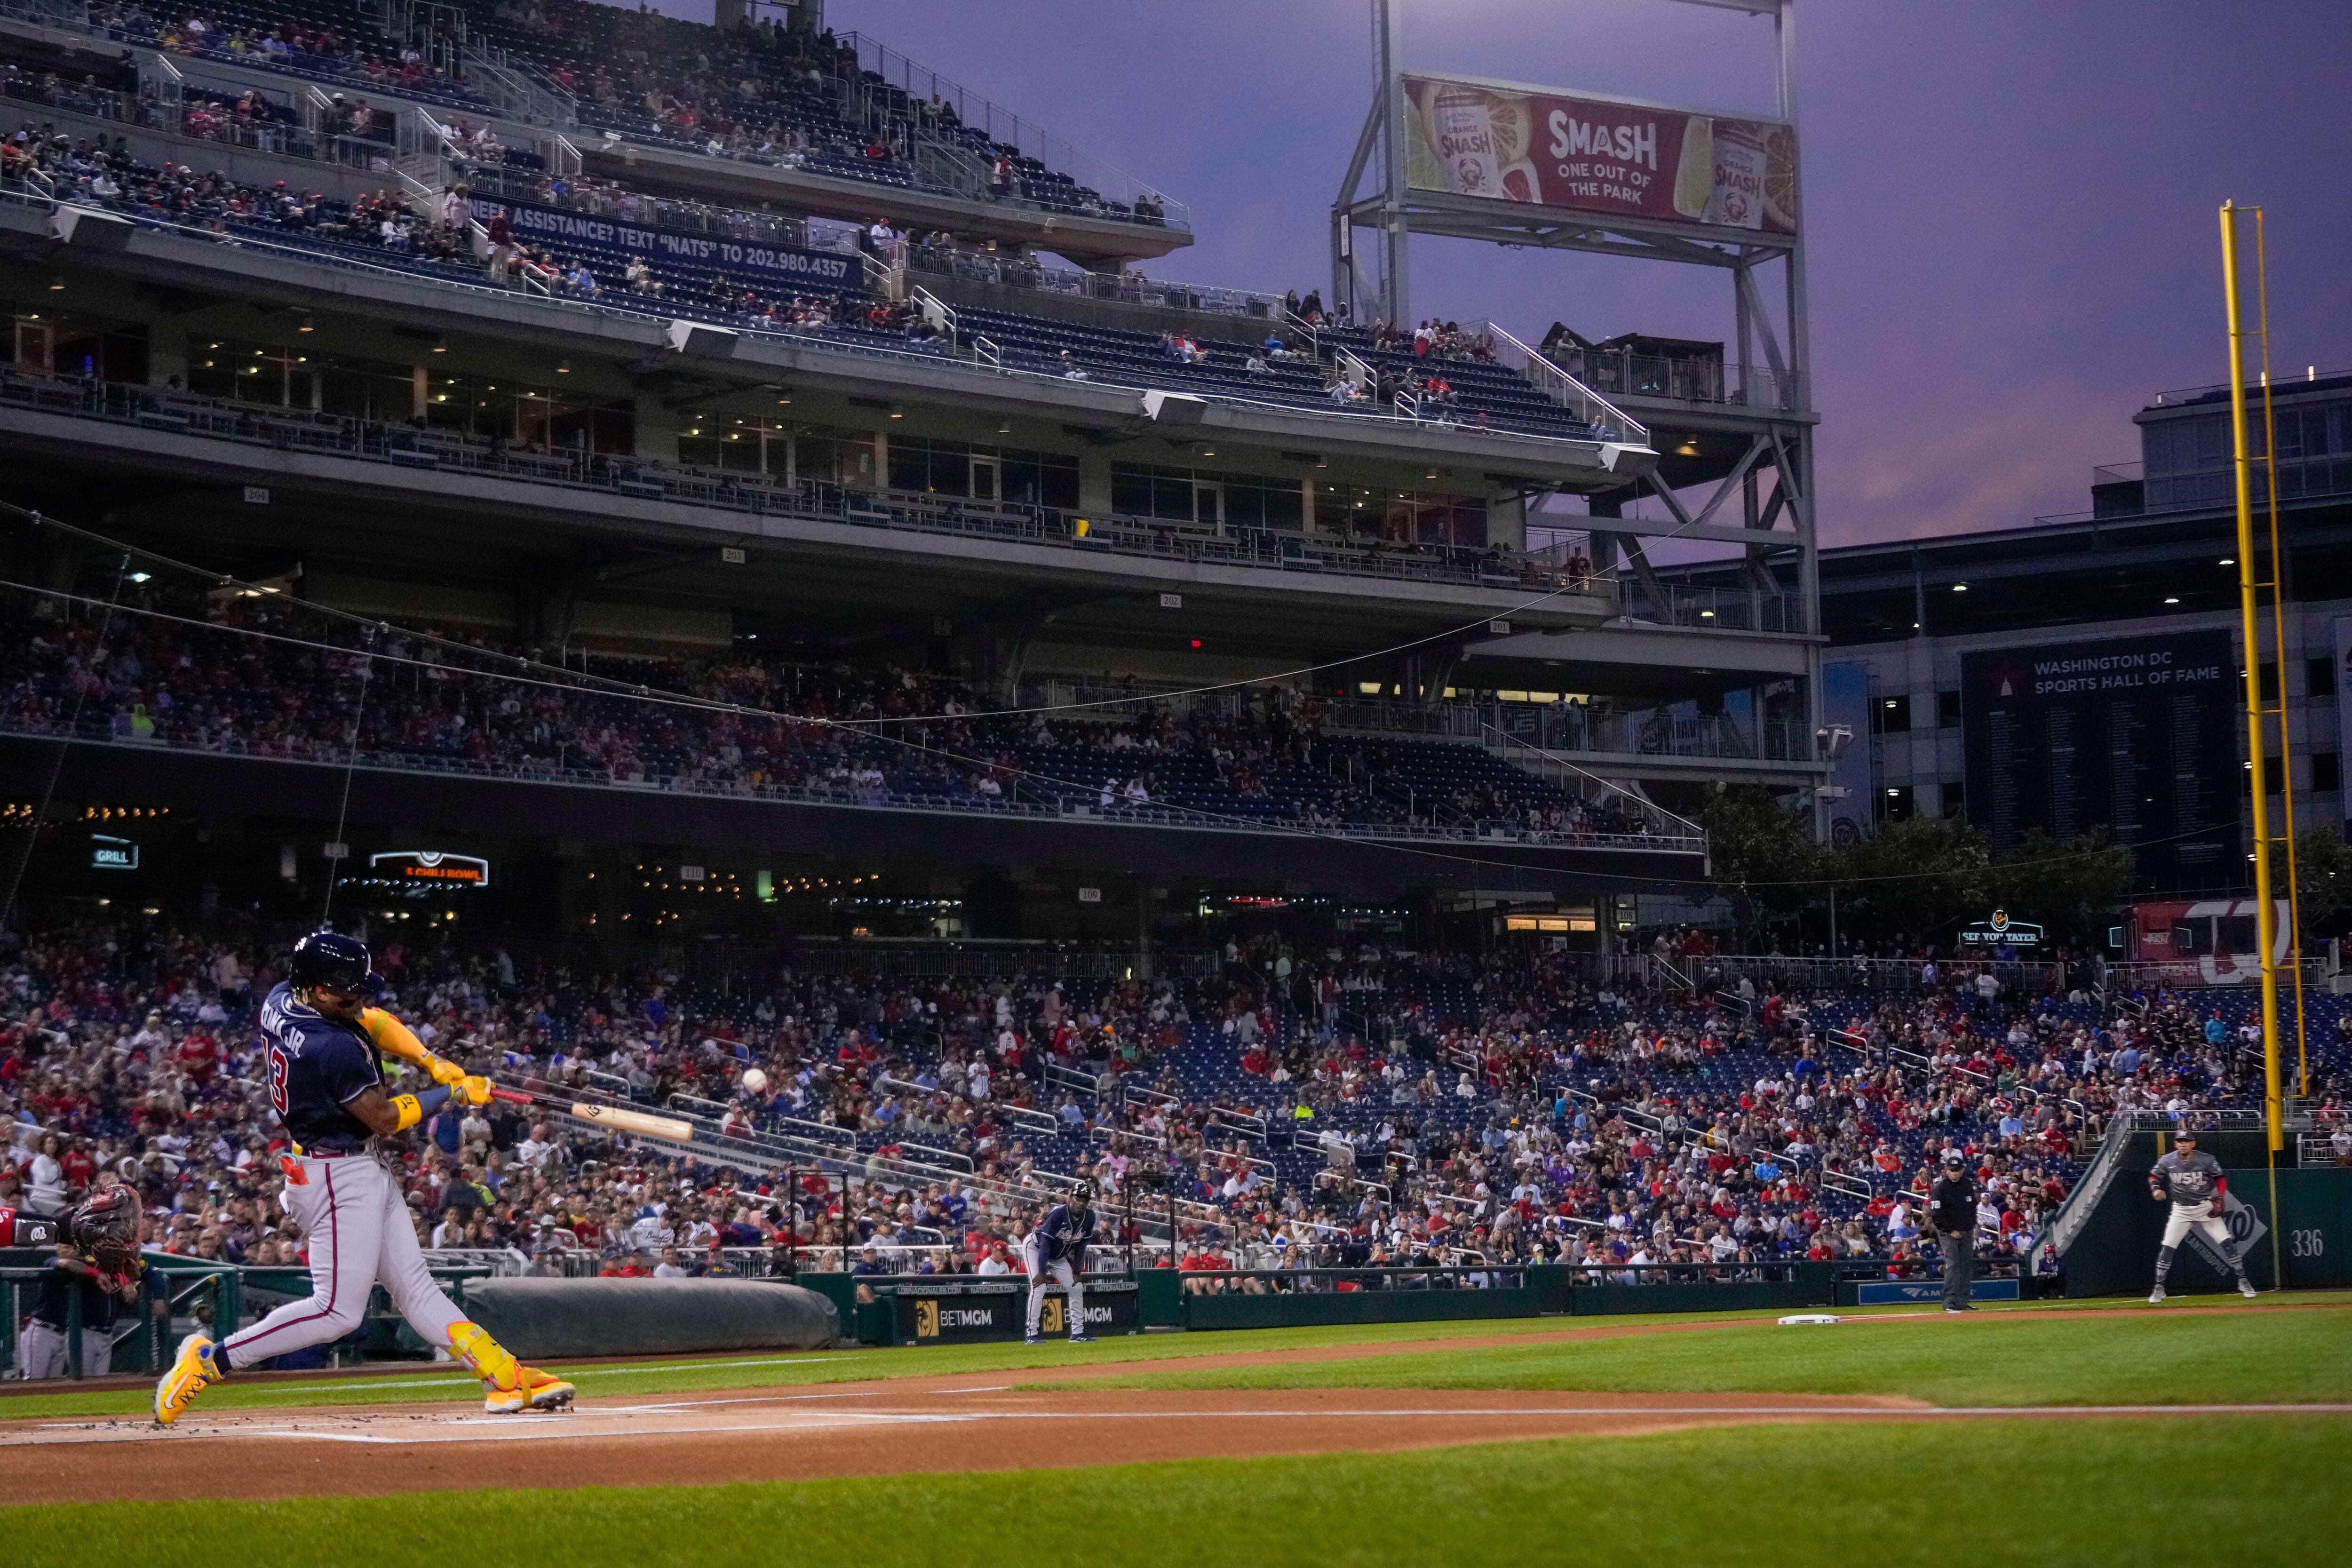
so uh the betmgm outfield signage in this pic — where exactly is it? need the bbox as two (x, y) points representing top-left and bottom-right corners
(888, 1280), (1138, 1345)
(1961, 630), (2239, 886)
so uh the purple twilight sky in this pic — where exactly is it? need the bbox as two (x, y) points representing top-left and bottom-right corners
(660, 0), (2352, 549)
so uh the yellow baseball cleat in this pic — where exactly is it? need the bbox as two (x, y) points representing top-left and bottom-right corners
(154, 1333), (222, 1427)
(485, 1365), (576, 1415)
(449, 1320), (572, 1412)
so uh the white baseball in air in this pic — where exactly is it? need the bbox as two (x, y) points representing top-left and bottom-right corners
(741, 1068), (769, 1095)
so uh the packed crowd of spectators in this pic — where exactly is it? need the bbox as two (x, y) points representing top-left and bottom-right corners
(48, 0), (1167, 219)
(88, 3), (469, 102)
(10, 907), (2338, 1328)
(0, 591), (1656, 844)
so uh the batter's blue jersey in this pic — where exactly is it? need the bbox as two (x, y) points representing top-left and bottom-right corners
(260, 982), (382, 1153)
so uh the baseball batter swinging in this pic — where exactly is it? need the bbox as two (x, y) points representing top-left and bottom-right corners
(155, 931), (574, 1424)
(2146, 1128), (2259, 1305)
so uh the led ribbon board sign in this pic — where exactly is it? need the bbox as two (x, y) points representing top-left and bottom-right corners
(369, 851), (491, 888)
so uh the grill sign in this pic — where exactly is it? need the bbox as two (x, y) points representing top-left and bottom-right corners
(369, 851), (491, 888)
(91, 834), (138, 871)
(1959, 909), (2044, 947)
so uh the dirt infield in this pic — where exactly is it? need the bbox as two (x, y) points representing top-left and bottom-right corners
(1, 1302), (2336, 1504)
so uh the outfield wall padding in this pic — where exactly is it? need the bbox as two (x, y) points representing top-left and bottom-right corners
(461, 1278), (840, 1359)
(2065, 1164), (2352, 1297)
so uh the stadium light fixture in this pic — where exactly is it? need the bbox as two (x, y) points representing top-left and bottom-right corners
(48, 275), (64, 292)
(556, 360), (571, 374)
(2165, 596), (2181, 605)
(127, 571), (151, 584)
(1675, 438), (1699, 456)
(888, 405), (904, 419)
(1952, 583), (1967, 592)
(298, 313), (313, 333)
(430, 338), (447, 354)
(2219, 557), (2235, 565)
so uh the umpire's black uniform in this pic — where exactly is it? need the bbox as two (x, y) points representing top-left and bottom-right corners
(1929, 1155), (1978, 1312)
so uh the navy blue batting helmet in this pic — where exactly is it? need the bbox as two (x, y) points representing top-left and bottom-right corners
(288, 930), (380, 995)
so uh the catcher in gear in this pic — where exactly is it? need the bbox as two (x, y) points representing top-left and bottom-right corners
(155, 931), (572, 1424)
(16, 1185), (149, 1379)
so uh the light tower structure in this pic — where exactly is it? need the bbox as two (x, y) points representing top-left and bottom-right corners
(1331, 0), (1827, 830)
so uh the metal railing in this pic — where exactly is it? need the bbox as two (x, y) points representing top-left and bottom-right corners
(452, 159), (818, 250)
(902, 243), (1284, 321)
(1687, 954), (2071, 996)
(2299, 1132), (2349, 1168)
(0, 709), (1703, 855)
(0, 340), (1617, 597)
(836, 31), (1185, 231)
(1479, 724), (1706, 844)
(1544, 343), (1806, 413)
(2, 173), (1618, 456)
(1481, 321), (1648, 448)
(1324, 697), (1816, 770)
(1632, 581), (1805, 634)
(784, 943), (1221, 981)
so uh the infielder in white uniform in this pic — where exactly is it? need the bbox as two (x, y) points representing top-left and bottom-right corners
(2146, 1128), (2258, 1304)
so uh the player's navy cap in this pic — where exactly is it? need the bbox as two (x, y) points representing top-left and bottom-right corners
(288, 930), (384, 995)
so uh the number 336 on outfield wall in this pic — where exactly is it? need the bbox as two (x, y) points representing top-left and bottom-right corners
(2288, 1228), (2325, 1259)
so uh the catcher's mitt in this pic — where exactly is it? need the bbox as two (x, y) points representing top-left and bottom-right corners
(69, 1185), (142, 1272)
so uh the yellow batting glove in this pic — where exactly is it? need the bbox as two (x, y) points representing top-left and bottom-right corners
(451, 1076), (493, 1107)
(426, 1057), (468, 1088)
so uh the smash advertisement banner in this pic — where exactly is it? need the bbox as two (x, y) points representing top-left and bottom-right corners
(1403, 74), (1796, 236)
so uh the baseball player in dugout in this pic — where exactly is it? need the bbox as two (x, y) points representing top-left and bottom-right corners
(154, 931), (574, 1425)
(16, 1184), (157, 1379)
(2146, 1128), (2260, 1304)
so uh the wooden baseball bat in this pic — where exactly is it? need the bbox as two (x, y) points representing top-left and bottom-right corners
(489, 1087), (697, 1144)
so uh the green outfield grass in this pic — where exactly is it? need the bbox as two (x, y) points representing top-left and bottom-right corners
(1046, 1299), (2352, 1408)
(12, 1417), (2349, 1568)
(2, 1293), (2345, 1422)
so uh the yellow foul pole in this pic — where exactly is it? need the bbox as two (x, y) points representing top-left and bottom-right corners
(2252, 211), (2311, 1099)
(2220, 202), (2288, 1289)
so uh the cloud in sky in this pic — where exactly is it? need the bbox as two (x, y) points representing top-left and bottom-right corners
(650, 0), (2350, 545)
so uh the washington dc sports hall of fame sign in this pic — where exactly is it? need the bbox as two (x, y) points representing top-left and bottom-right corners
(1959, 629), (2241, 887)
(1402, 73), (1797, 237)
